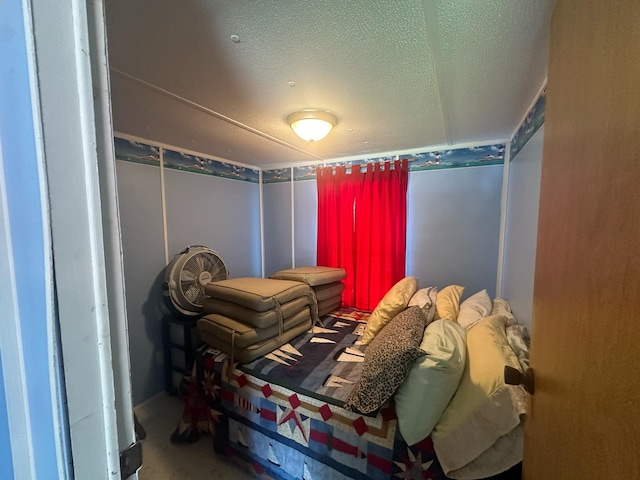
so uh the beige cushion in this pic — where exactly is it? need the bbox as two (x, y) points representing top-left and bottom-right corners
(317, 298), (342, 317)
(360, 277), (419, 345)
(198, 316), (312, 364)
(312, 281), (345, 301)
(270, 266), (346, 286)
(203, 278), (311, 312)
(201, 295), (309, 329)
(434, 285), (464, 321)
(197, 308), (310, 348)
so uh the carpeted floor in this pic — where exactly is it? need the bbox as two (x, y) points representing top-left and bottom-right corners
(134, 393), (254, 479)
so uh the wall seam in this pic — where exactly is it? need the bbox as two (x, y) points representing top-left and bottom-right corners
(159, 148), (169, 265)
(496, 142), (512, 297)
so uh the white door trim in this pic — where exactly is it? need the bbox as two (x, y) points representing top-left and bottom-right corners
(29, 0), (134, 477)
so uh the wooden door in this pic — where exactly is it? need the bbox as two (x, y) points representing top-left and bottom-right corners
(523, 0), (640, 478)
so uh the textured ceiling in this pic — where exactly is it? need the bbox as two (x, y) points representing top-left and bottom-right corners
(105, 0), (554, 169)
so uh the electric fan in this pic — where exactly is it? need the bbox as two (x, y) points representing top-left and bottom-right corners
(163, 245), (229, 317)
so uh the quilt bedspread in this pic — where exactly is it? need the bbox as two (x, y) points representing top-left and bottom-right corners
(171, 310), (450, 480)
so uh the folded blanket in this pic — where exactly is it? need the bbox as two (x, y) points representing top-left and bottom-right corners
(432, 315), (527, 479)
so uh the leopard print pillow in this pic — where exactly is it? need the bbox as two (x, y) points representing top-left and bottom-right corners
(344, 306), (426, 414)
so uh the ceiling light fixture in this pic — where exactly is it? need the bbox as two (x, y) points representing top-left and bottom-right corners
(287, 110), (338, 142)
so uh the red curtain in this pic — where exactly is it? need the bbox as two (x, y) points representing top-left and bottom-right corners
(316, 159), (408, 310)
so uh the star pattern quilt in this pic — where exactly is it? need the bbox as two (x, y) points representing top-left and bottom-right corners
(171, 309), (450, 479)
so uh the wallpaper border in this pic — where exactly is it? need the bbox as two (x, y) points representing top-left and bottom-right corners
(114, 136), (260, 183)
(263, 144), (506, 184)
(113, 135), (506, 186)
(510, 85), (546, 161)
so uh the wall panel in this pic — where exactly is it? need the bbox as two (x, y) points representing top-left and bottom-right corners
(164, 169), (261, 278)
(294, 180), (318, 268)
(407, 166), (503, 299)
(263, 182), (292, 276)
(502, 127), (544, 330)
(116, 161), (166, 404)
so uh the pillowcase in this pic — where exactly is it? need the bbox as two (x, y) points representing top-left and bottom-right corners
(394, 320), (467, 445)
(408, 286), (438, 324)
(360, 276), (418, 345)
(344, 306), (426, 414)
(456, 289), (492, 330)
(434, 285), (464, 321)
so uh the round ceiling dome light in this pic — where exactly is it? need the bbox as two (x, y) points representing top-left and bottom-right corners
(286, 110), (338, 142)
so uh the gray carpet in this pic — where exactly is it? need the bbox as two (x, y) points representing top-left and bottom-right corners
(134, 393), (255, 479)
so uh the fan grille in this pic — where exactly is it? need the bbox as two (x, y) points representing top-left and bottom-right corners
(180, 252), (228, 307)
(165, 246), (229, 317)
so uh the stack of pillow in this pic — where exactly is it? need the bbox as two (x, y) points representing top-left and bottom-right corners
(344, 277), (510, 447)
(344, 279), (468, 433)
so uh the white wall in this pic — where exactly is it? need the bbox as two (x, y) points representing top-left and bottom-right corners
(501, 127), (545, 330)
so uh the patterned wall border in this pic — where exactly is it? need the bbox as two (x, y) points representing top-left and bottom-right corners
(114, 137), (160, 166)
(263, 146), (505, 184)
(261, 169), (292, 183)
(163, 148), (259, 183)
(510, 85), (546, 161)
(114, 136), (505, 186)
(114, 137), (260, 183)
(409, 144), (504, 171)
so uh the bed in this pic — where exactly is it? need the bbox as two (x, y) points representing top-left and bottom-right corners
(170, 284), (530, 480)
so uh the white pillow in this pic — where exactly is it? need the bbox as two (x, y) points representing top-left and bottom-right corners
(394, 320), (467, 445)
(408, 286), (438, 323)
(456, 289), (492, 330)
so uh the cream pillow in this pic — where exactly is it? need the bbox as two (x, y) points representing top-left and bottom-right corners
(360, 276), (418, 345)
(434, 285), (464, 321)
(456, 289), (492, 330)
